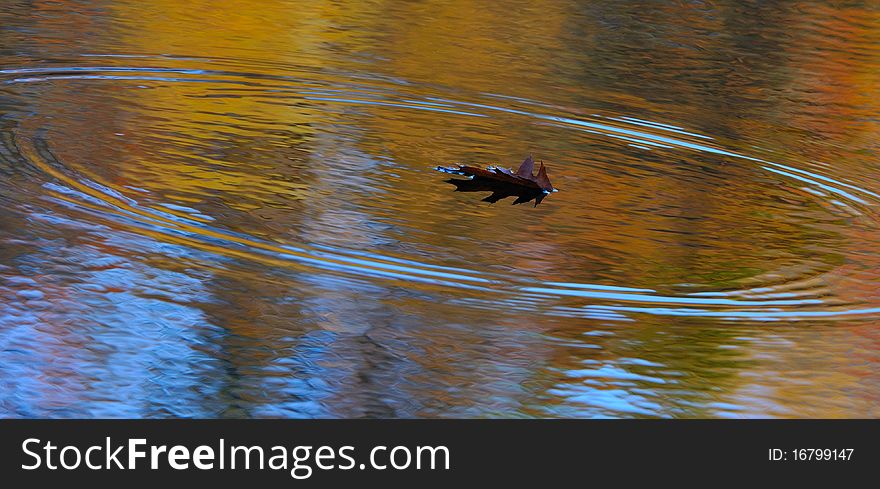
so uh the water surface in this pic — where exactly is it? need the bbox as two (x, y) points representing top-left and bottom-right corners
(1, 0), (879, 417)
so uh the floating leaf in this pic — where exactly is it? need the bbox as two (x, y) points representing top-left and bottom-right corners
(436, 155), (556, 206)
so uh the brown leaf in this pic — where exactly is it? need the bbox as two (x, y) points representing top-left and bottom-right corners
(436, 155), (556, 206)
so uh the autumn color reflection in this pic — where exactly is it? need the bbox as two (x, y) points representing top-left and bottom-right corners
(0, 0), (878, 418)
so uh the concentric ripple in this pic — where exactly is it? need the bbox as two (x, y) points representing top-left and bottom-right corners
(2, 56), (878, 322)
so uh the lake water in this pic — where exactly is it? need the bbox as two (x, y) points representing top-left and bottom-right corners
(1, 0), (879, 417)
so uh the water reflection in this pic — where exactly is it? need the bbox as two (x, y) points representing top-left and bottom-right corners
(1, 0), (878, 418)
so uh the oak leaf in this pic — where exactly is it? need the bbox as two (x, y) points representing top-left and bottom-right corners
(436, 155), (556, 206)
